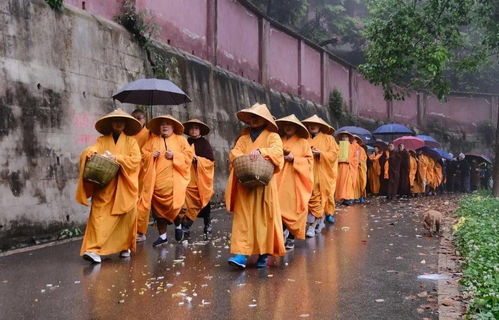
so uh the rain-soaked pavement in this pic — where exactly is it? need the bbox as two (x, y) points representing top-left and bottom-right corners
(0, 198), (442, 320)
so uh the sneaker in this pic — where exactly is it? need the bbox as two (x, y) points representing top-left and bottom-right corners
(256, 254), (269, 268)
(175, 228), (184, 242)
(152, 236), (168, 247)
(315, 218), (325, 234)
(83, 252), (101, 264)
(136, 234), (147, 243)
(285, 238), (295, 250)
(228, 254), (247, 269)
(326, 215), (335, 224)
(306, 225), (315, 238)
(119, 249), (131, 258)
(182, 226), (191, 239)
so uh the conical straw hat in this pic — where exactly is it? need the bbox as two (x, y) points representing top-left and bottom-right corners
(183, 119), (210, 136)
(95, 108), (142, 136)
(276, 114), (310, 139)
(352, 134), (365, 145)
(336, 131), (354, 139)
(301, 114), (335, 134)
(149, 115), (184, 135)
(236, 103), (278, 132)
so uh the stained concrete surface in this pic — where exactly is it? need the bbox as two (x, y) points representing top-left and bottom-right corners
(0, 199), (440, 320)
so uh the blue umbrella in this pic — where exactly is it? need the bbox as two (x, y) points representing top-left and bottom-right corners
(336, 126), (373, 143)
(433, 148), (453, 160)
(373, 124), (413, 135)
(416, 135), (441, 148)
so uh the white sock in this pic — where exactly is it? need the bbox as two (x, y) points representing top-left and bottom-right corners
(159, 233), (167, 240)
(175, 224), (182, 230)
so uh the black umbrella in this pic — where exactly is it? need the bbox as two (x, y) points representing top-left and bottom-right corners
(112, 78), (191, 105)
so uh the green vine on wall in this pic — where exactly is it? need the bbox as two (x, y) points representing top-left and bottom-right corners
(114, 0), (180, 81)
(45, 0), (64, 11)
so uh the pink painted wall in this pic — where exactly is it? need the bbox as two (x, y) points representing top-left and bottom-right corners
(136, 0), (209, 59)
(217, 0), (259, 81)
(301, 45), (322, 102)
(326, 58), (350, 104)
(268, 27), (299, 96)
(65, 0), (121, 20)
(352, 71), (386, 119)
(426, 95), (493, 132)
(62, 0), (498, 132)
(393, 93), (418, 124)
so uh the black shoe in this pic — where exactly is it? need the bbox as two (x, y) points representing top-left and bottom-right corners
(285, 238), (295, 250)
(175, 228), (184, 242)
(152, 236), (168, 247)
(182, 226), (191, 239)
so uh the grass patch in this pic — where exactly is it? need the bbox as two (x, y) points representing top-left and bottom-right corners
(454, 192), (499, 319)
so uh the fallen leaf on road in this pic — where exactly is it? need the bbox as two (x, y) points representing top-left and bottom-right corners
(341, 227), (350, 232)
(299, 314), (310, 318)
(420, 259), (426, 264)
(375, 299), (385, 302)
(417, 291), (428, 298)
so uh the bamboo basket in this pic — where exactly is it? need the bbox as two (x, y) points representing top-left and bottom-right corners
(233, 155), (274, 188)
(83, 154), (120, 187)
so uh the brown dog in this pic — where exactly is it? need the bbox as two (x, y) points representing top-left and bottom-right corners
(423, 209), (442, 236)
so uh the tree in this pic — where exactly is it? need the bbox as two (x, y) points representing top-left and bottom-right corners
(360, 0), (499, 196)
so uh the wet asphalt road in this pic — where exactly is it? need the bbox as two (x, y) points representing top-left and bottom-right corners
(0, 198), (441, 320)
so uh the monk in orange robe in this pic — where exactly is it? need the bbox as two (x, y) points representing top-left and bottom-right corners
(368, 146), (382, 194)
(132, 109), (151, 242)
(335, 132), (359, 205)
(181, 119), (215, 239)
(426, 155), (436, 194)
(275, 115), (314, 249)
(302, 115), (338, 237)
(354, 136), (367, 203)
(138, 115), (194, 247)
(76, 109), (142, 264)
(226, 103), (285, 269)
(417, 150), (430, 194)
(409, 150), (424, 195)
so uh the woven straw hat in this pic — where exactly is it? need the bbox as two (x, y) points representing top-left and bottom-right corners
(183, 119), (210, 136)
(236, 103), (278, 132)
(149, 115), (184, 135)
(301, 114), (335, 134)
(95, 108), (142, 136)
(276, 114), (310, 139)
(336, 131), (354, 139)
(352, 134), (364, 145)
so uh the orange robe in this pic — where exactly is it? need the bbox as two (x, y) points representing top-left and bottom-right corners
(336, 142), (360, 201)
(356, 147), (367, 198)
(418, 154), (430, 191)
(225, 128), (286, 256)
(434, 162), (443, 187)
(134, 127), (150, 233)
(76, 134), (141, 256)
(133, 127), (150, 150)
(426, 157), (436, 189)
(138, 134), (193, 225)
(184, 144), (215, 221)
(368, 153), (382, 194)
(410, 155), (424, 194)
(308, 132), (339, 217)
(275, 135), (314, 239)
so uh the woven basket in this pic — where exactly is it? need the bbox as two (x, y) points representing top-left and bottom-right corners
(83, 154), (120, 187)
(233, 155), (274, 188)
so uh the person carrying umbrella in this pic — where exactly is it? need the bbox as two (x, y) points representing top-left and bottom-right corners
(76, 108), (142, 264)
(353, 135), (368, 203)
(274, 115), (314, 250)
(137, 115), (194, 246)
(397, 143), (411, 197)
(368, 146), (383, 195)
(335, 131), (359, 205)
(302, 115), (339, 237)
(181, 119), (215, 239)
(226, 103), (286, 269)
(131, 108), (152, 243)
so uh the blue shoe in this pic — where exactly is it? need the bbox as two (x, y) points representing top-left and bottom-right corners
(326, 215), (335, 224)
(344, 200), (354, 206)
(359, 197), (366, 204)
(228, 254), (247, 269)
(256, 254), (269, 268)
(152, 236), (168, 247)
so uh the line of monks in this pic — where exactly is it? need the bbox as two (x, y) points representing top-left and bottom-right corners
(76, 104), (444, 268)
